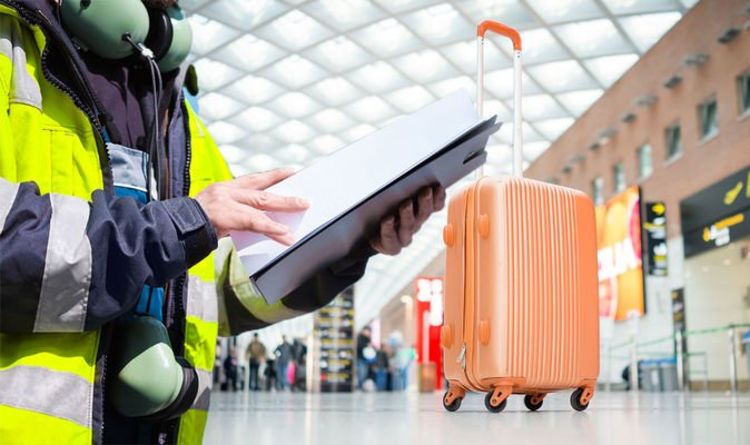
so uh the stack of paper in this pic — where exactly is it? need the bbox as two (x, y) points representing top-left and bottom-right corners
(231, 90), (500, 303)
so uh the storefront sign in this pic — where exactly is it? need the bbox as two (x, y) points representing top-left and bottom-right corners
(414, 276), (443, 391)
(681, 167), (750, 258)
(596, 186), (646, 321)
(644, 201), (668, 277)
(314, 288), (354, 392)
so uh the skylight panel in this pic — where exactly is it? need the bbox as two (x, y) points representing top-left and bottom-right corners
(344, 96), (397, 123)
(206, 121), (248, 144)
(273, 120), (317, 144)
(519, 29), (568, 65)
(350, 18), (421, 58)
(310, 135), (346, 154)
(519, 94), (569, 121)
(229, 107), (283, 133)
(619, 12), (682, 52)
(527, 60), (598, 93)
(212, 35), (286, 72)
(197, 92), (244, 120)
(584, 54), (639, 87)
(309, 109), (356, 133)
(276, 144), (312, 164)
(535, 118), (575, 140)
(601, 0), (680, 15)
(258, 55), (327, 89)
(200, 0), (289, 30)
(221, 75), (283, 105)
(428, 75), (476, 99)
(305, 77), (364, 107)
(555, 19), (632, 58)
(527, 0), (603, 23)
(243, 153), (280, 172)
(439, 39), (510, 75)
(557, 89), (604, 115)
(347, 61), (410, 94)
(385, 86), (434, 113)
(342, 124), (377, 143)
(306, 37), (374, 73)
(400, 3), (472, 46)
(302, 0), (387, 31)
(188, 14), (240, 55)
(254, 9), (334, 51)
(391, 49), (457, 84)
(454, 0), (537, 29)
(192, 58), (244, 92)
(266, 92), (322, 119)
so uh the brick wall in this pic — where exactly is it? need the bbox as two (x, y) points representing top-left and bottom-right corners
(524, 0), (750, 239)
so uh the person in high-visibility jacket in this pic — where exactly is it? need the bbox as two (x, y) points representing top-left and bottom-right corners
(0, 1), (446, 444)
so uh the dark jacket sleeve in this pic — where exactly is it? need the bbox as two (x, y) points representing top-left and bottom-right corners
(215, 238), (375, 336)
(0, 178), (217, 333)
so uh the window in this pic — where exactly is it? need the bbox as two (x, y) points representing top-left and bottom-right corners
(592, 176), (604, 205)
(738, 70), (750, 115)
(665, 124), (682, 160)
(698, 97), (718, 139)
(613, 162), (626, 193)
(637, 144), (652, 180)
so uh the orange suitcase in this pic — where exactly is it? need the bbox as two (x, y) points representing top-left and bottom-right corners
(440, 21), (599, 413)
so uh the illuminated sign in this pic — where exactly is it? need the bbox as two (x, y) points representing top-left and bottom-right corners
(596, 186), (645, 322)
(644, 201), (668, 277)
(681, 167), (750, 258)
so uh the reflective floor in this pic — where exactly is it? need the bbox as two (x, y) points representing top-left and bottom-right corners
(205, 390), (750, 445)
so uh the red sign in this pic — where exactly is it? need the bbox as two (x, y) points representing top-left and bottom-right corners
(414, 276), (444, 390)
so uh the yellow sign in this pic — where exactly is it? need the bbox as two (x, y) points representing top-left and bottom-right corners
(724, 181), (743, 206)
(651, 202), (666, 216)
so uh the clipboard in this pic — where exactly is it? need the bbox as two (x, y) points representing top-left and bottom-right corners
(249, 116), (501, 303)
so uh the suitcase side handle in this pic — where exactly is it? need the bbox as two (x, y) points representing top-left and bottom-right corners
(476, 20), (523, 178)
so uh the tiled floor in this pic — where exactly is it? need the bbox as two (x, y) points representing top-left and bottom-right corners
(205, 389), (750, 445)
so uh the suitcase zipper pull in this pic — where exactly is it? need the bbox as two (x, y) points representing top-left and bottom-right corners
(457, 343), (467, 369)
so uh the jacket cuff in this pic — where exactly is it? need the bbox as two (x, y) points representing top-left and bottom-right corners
(162, 197), (218, 267)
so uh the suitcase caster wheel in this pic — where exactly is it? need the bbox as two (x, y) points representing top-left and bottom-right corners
(484, 391), (507, 413)
(442, 393), (462, 412)
(570, 388), (591, 412)
(524, 394), (544, 411)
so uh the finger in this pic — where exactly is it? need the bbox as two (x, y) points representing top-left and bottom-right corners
(433, 185), (447, 211)
(232, 189), (309, 212)
(414, 187), (434, 226)
(233, 168), (296, 190)
(230, 203), (289, 236)
(397, 200), (415, 246)
(377, 216), (401, 255)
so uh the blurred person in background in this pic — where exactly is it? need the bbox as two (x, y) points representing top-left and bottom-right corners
(389, 334), (415, 391)
(356, 326), (373, 390)
(246, 333), (267, 391)
(264, 358), (278, 391)
(274, 336), (293, 390)
(223, 348), (239, 392)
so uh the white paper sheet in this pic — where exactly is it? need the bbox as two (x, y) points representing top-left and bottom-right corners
(230, 90), (481, 276)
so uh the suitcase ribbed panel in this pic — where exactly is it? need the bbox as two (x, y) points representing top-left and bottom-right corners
(503, 179), (581, 388)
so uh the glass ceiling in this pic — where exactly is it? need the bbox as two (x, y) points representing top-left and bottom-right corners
(182, 0), (695, 334)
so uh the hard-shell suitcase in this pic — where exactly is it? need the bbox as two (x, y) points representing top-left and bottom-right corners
(440, 21), (599, 413)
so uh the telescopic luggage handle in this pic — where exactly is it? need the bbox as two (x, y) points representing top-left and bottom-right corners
(476, 20), (523, 178)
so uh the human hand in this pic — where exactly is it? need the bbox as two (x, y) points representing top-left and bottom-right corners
(370, 185), (446, 256)
(195, 168), (309, 244)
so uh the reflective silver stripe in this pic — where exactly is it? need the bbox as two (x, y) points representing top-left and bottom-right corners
(187, 276), (218, 322)
(0, 177), (19, 233)
(34, 194), (92, 332)
(0, 365), (93, 428)
(192, 369), (212, 411)
(0, 18), (43, 109)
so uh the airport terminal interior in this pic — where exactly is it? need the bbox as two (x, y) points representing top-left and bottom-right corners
(2, 0), (749, 444)
(183, 0), (750, 443)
